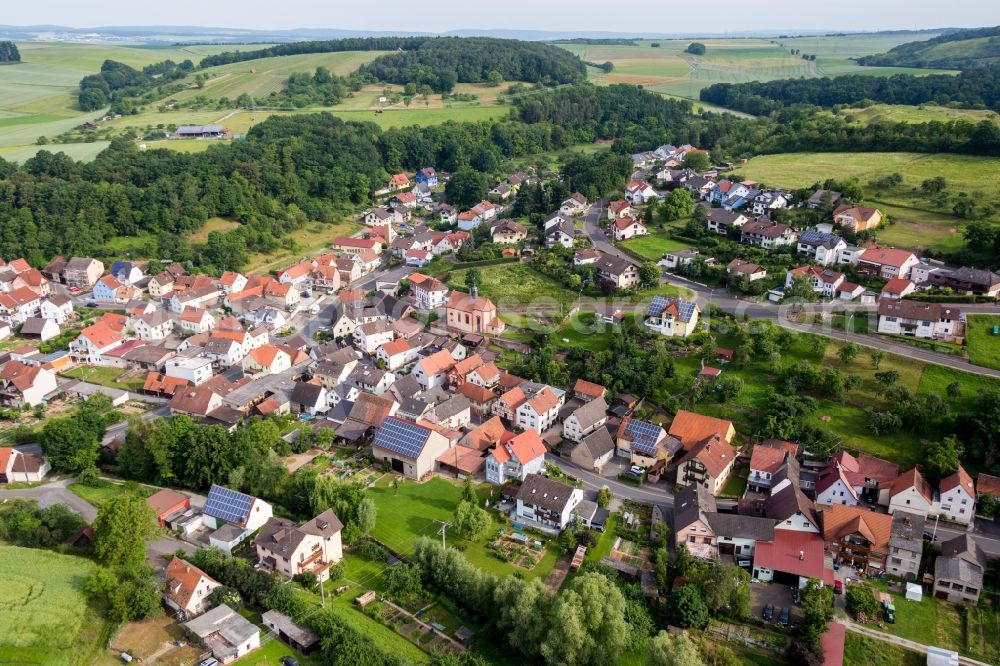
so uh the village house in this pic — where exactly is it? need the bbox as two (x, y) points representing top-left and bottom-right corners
(563, 397), (609, 442)
(409, 273), (449, 310)
(110, 261), (143, 285)
(201, 484), (274, 554)
(69, 322), (125, 365)
(0, 361), (57, 407)
(673, 483), (718, 560)
(676, 433), (738, 496)
(19, 317), (59, 342)
(607, 200), (636, 220)
(752, 529), (831, 589)
(545, 219), (577, 249)
(515, 386), (563, 434)
(822, 504), (891, 575)
(242, 345), (292, 375)
(573, 248), (602, 266)
(749, 191), (790, 217)
(570, 428), (616, 473)
(0, 287), (41, 325)
(726, 259), (767, 282)
(877, 300), (960, 340)
(218, 271), (248, 294)
(490, 219), (528, 244)
(834, 205), (883, 233)
(880, 277), (916, 300)
(413, 349), (456, 389)
(748, 445), (788, 492)
(331, 237), (381, 256)
(129, 309), (172, 341)
(625, 179), (659, 205)
(405, 249), (433, 267)
(183, 604), (260, 664)
(181, 307), (215, 334)
(446, 287), (505, 336)
(252, 509), (344, 581)
(888, 511), (926, 581)
(615, 417), (678, 468)
(786, 265), (845, 298)
(807, 189), (843, 209)
(290, 381), (329, 415)
(170, 284), (221, 314)
(927, 266), (1000, 296)
(814, 451), (900, 507)
(934, 534), (988, 605)
(706, 209), (748, 235)
(0, 446), (51, 483)
(611, 216), (648, 241)
(372, 416), (452, 480)
(163, 556), (221, 620)
(485, 429), (546, 484)
(596, 255), (641, 290)
(147, 272), (175, 298)
(353, 320), (395, 355)
(888, 467), (935, 517)
(415, 167), (438, 187)
(765, 485), (821, 533)
(645, 296), (700, 338)
(62, 257), (104, 290)
(938, 466), (976, 525)
(165, 356), (214, 386)
(560, 192), (589, 216)
(857, 247), (920, 280)
(377, 338), (416, 371)
(740, 218), (797, 249)
(40, 295), (73, 324)
(515, 473), (583, 532)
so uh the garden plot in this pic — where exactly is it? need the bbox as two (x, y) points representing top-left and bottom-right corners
(491, 530), (547, 570)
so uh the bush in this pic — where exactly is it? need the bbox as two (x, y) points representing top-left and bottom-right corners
(845, 583), (880, 622)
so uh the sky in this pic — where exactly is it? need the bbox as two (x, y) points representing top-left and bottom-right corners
(4, 0), (1000, 35)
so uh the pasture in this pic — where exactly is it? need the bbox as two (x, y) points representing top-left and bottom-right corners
(0, 546), (96, 666)
(966, 315), (1000, 371)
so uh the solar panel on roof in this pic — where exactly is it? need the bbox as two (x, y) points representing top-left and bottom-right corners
(373, 417), (430, 459)
(627, 420), (661, 455)
(203, 484), (255, 525)
(647, 296), (670, 317)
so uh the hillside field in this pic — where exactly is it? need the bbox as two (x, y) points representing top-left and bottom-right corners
(737, 151), (1000, 252)
(0, 546), (98, 666)
(828, 103), (1000, 126)
(557, 32), (956, 101)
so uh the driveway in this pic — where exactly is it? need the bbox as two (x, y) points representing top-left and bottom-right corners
(545, 453), (675, 506)
(750, 580), (802, 628)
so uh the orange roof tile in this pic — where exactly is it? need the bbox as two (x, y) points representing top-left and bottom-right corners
(417, 349), (455, 376)
(822, 504), (892, 553)
(940, 465), (975, 497)
(890, 467), (933, 504)
(668, 410), (734, 449)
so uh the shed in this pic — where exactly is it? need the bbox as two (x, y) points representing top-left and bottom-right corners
(906, 582), (922, 602)
(356, 590), (377, 608)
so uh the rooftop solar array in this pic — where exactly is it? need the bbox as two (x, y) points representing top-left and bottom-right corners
(373, 417), (430, 459)
(203, 484), (255, 525)
(799, 230), (843, 246)
(627, 419), (662, 455)
(647, 296), (671, 318)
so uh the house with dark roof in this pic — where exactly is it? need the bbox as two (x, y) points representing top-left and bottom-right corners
(765, 484), (820, 533)
(877, 299), (960, 340)
(672, 484), (718, 559)
(740, 218), (796, 249)
(595, 254), (640, 290)
(796, 229), (847, 267)
(934, 534), (988, 604)
(183, 604), (260, 663)
(927, 266), (1000, 297)
(570, 428), (615, 473)
(0, 446), (51, 483)
(515, 473), (583, 531)
(563, 397), (609, 442)
(252, 509), (343, 581)
(705, 209), (748, 235)
(290, 381), (328, 415)
(262, 610), (320, 655)
(644, 296), (700, 338)
(615, 417), (679, 468)
(888, 511), (925, 581)
(706, 512), (775, 560)
(163, 556), (220, 619)
(372, 416), (451, 480)
(202, 484), (273, 554)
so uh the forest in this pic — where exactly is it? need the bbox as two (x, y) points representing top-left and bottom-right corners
(700, 68), (1000, 115)
(0, 41), (20, 63)
(78, 58), (195, 111)
(857, 25), (1000, 69)
(197, 36), (432, 68)
(357, 37), (586, 92)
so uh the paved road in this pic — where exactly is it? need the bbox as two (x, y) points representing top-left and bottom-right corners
(839, 619), (992, 666)
(546, 454), (675, 506)
(0, 477), (97, 521)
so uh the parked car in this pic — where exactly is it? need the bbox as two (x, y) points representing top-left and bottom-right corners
(834, 580), (843, 594)
(628, 465), (645, 476)
(778, 607), (790, 626)
(280, 657), (301, 666)
(197, 659), (218, 666)
(762, 603), (773, 621)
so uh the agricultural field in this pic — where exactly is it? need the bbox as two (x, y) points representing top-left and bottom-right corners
(966, 315), (1000, 371)
(830, 103), (1000, 126)
(557, 32), (955, 102)
(0, 546), (98, 666)
(737, 151), (1000, 252)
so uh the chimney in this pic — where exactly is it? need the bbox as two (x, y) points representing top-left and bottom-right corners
(799, 550), (804, 561)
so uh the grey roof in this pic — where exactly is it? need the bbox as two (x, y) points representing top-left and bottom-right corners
(798, 230), (844, 249)
(210, 523), (246, 543)
(65, 256), (98, 271)
(252, 516), (306, 559)
(595, 254), (634, 277)
(707, 209), (745, 226)
(577, 428), (615, 460)
(573, 499), (598, 523)
(673, 483), (717, 532)
(569, 397), (608, 431)
(764, 484), (817, 526)
(517, 474), (577, 514)
(261, 610), (318, 649)
(20, 317), (55, 335)
(183, 604), (258, 651)
(290, 381), (325, 407)
(301, 509), (344, 538)
(122, 345), (175, 365)
(949, 266), (1000, 288)
(889, 511), (926, 553)
(390, 373), (421, 400)
(936, 556), (983, 590)
(772, 457), (801, 490)
(807, 189), (842, 205)
(434, 394), (471, 420)
(705, 512), (775, 541)
(139, 309), (173, 327)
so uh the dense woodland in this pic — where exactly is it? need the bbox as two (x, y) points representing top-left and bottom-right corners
(857, 25), (1000, 69)
(197, 36), (432, 68)
(357, 37), (586, 92)
(78, 58), (194, 111)
(0, 41), (20, 63)
(700, 68), (1000, 114)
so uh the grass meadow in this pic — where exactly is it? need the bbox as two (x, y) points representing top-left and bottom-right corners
(0, 546), (97, 666)
(966, 314), (1000, 371)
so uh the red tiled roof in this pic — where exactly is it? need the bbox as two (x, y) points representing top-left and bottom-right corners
(750, 445), (786, 475)
(491, 429), (546, 465)
(858, 247), (916, 269)
(977, 473), (1000, 497)
(574, 378), (606, 398)
(940, 465), (975, 497)
(890, 467), (933, 504)
(753, 530), (828, 580)
(881, 277), (914, 295)
(668, 410), (734, 449)
(821, 622), (845, 666)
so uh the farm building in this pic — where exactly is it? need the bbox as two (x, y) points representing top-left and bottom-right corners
(173, 125), (227, 139)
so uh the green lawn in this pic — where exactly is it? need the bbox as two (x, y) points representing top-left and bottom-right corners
(843, 632), (923, 666)
(60, 365), (144, 392)
(367, 476), (558, 580)
(720, 464), (749, 498)
(553, 311), (614, 352)
(966, 315), (1000, 371)
(68, 480), (153, 507)
(446, 263), (577, 307)
(234, 638), (319, 666)
(0, 546), (98, 666)
(622, 234), (691, 261)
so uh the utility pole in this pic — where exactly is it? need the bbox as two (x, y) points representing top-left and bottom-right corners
(435, 520), (452, 549)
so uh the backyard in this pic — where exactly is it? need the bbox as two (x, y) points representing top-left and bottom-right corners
(366, 476), (559, 580)
(446, 263), (577, 307)
(60, 365), (145, 392)
(966, 314), (1000, 371)
(622, 234), (692, 261)
(68, 479), (154, 507)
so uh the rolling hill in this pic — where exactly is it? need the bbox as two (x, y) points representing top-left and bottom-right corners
(858, 26), (1000, 69)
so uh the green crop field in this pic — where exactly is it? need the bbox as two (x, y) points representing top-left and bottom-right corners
(966, 315), (1000, 371)
(557, 33), (956, 102)
(0, 546), (97, 666)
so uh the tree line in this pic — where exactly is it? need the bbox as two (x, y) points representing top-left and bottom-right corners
(700, 68), (1000, 114)
(78, 58), (195, 112)
(357, 37), (586, 93)
(198, 36), (432, 68)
